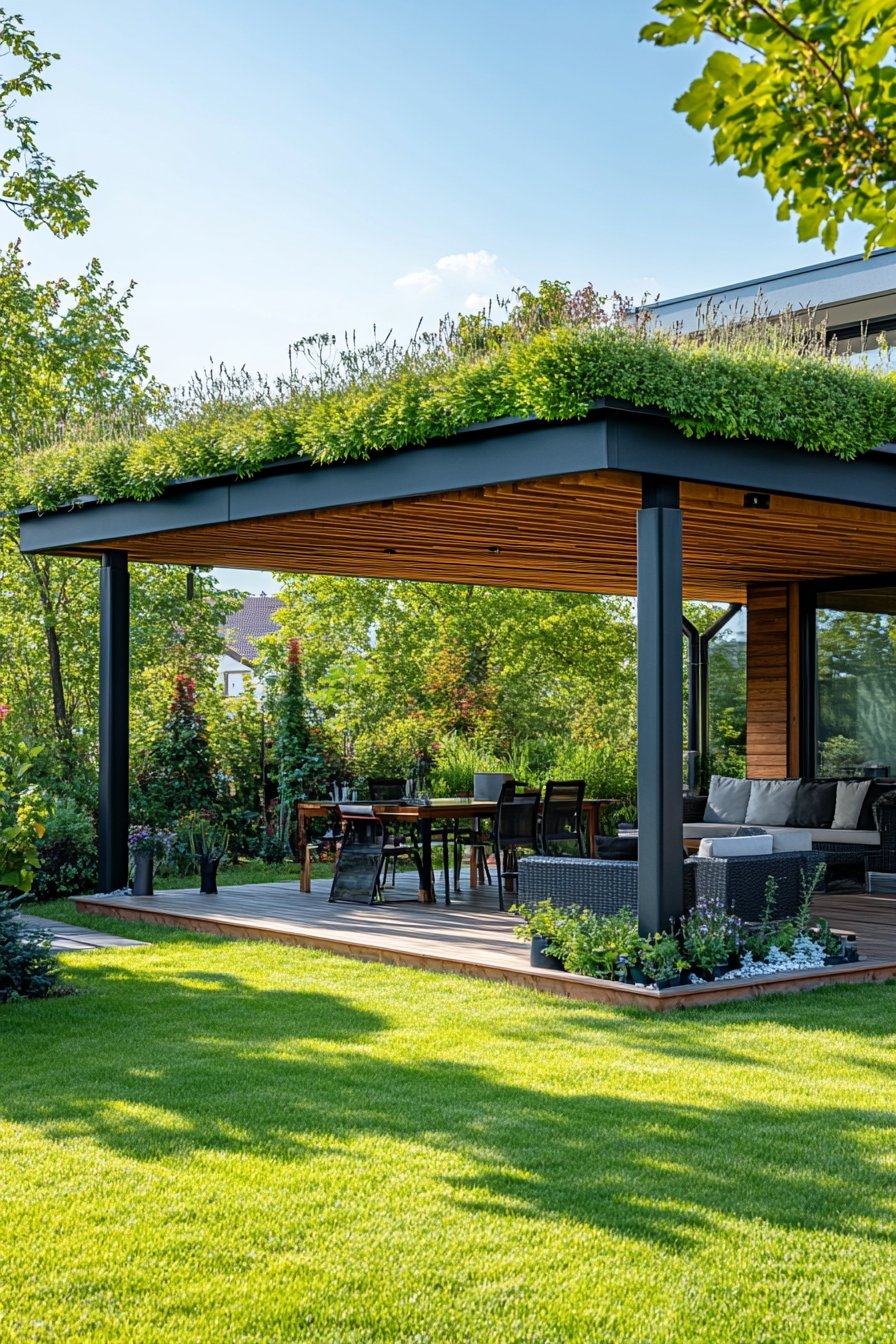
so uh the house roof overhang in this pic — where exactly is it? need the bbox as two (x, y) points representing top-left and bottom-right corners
(18, 402), (896, 602)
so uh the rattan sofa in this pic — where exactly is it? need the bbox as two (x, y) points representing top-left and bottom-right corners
(516, 850), (813, 922)
(683, 786), (896, 877)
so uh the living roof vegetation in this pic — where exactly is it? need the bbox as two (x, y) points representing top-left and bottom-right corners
(15, 282), (896, 513)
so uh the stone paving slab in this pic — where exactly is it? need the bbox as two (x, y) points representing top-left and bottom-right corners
(17, 914), (148, 952)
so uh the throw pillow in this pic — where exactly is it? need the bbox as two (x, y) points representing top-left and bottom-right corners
(697, 834), (774, 858)
(704, 774), (752, 824)
(596, 835), (638, 861)
(745, 778), (800, 827)
(768, 829), (813, 853)
(832, 779), (871, 829)
(789, 780), (837, 829)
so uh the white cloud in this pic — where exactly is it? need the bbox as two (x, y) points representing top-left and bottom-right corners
(436, 250), (498, 278)
(464, 292), (490, 311)
(393, 268), (442, 293)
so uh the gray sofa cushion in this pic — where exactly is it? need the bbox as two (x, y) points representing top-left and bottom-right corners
(704, 774), (751, 824)
(745, 778), (800, 827)
(833, 779), (871, 829)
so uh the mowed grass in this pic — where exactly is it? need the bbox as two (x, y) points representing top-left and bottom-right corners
(4, 910), (896, 1344)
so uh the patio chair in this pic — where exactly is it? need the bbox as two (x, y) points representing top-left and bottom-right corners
(492, 781), (542, 910)
(329, 805), (423, 904)
(539, 779), (586, 856)
(368, 778), (452, 903)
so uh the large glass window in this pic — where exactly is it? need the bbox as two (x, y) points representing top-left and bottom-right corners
(707, 606), (747, 776)
(815, 586), (896, 776)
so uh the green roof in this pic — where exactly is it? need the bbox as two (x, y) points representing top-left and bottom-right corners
(15, 319), (896, 514)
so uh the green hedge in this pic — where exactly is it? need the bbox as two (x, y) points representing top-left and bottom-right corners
(15, 322), (896, 512)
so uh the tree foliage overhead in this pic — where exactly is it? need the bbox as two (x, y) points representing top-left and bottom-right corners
(642, 1), (896, 255)
(0, 8), (95, 236)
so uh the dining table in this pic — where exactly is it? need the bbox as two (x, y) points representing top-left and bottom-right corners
(297, 796), (619, 902)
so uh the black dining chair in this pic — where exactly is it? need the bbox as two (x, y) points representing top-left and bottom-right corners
(539, 779), (586, 856)
(492, 780), (541, 909)
(368, 777), (452, 903)
(329, 805), (422, 903)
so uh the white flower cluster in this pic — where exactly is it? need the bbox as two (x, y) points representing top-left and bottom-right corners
(719, 935), (827, 981)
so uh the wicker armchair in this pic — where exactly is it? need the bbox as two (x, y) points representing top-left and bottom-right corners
(684, 850), (818, 922)
(682, 795), (709, 823)
(869, 797), (896, 874)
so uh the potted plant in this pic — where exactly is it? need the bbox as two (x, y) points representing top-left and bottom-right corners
(813, 917), (847, 964)
(680, 892), (742, 980)
(637, 932), (689, 989)
(128, 827), (157, 896)
(510, 900), (577, 971)
(184, 813), (229, 895)
(560, 908), (640, 981)
(128, 827), (176, 896)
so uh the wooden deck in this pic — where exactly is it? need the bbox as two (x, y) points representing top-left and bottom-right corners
(73, 875), (896, 1012)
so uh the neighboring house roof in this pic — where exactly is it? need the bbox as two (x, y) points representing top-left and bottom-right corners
(222, 594), (283, 666)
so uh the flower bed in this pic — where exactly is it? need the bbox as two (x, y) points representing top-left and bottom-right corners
(511, 866), (857, 991)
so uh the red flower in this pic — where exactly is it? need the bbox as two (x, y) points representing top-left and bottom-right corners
(0, 704), (9, 720)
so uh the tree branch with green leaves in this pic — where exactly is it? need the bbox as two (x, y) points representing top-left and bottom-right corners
(0, 8), (95, 236)
(641, 0), (896, 254)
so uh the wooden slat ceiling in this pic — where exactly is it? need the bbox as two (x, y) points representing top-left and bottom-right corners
(78, 468), (896, 600)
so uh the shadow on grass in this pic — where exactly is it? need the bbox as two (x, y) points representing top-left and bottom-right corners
(2, 953), (896, 1252)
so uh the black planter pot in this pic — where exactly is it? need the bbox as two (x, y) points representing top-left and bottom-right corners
(654, 975), (677, 991)
(628, 967), (649, 986)
(199, 857), (220, 895)
(132, 851), (154, 897)
(712, 962), (730, 981)
(530, 935), (564, 972)
(824, 953), (846, 966)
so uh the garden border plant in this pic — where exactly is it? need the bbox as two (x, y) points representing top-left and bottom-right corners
(511, 861), (846, 991)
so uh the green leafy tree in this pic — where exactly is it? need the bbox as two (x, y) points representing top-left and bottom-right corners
(266, 639), (329, 844)
(271, 574), (639, 790)
(0, 704), (46, 893)
(642, 1), (896, 253)
(0, 8), (95, 237)
(133, 674), (216, 828)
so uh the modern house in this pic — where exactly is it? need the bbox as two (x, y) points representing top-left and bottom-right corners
(17, 250), (896, 924)
(218, 593), (283, 698)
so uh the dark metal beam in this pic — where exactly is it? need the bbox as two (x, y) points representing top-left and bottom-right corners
(19, 417), (612, 552)
(637, 481), (684, 935)
(98, 551), (129, 892)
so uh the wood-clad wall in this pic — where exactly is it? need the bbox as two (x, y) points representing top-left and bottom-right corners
(746, 583), (801, 778)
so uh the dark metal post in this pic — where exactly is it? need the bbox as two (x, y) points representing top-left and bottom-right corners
(99, 551), (129, 891)
(682, 616), (701, 793)
(637, 478), (683, 935)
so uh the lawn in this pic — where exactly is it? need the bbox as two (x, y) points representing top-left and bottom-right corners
(3, 909), (896, 1343)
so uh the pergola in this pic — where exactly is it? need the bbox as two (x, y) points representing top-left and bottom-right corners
(18, 399), (896, 931)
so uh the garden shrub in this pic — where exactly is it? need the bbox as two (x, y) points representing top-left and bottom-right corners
(0, 898), (60, 1002)
(132, 674), (216, 829)
(31, 798), (98, 900)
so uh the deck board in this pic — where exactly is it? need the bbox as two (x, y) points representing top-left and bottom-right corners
(73, 875), (896, 1012)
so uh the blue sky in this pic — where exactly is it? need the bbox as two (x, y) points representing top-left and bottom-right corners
(21, 1), (869, 591)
